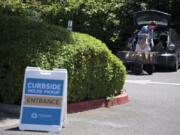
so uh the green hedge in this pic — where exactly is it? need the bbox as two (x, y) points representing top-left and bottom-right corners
(0, 15), (126, 104)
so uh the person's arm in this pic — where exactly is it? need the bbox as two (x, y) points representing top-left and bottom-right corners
(138, 27), (148, 38)
(149, 30), (154, 47)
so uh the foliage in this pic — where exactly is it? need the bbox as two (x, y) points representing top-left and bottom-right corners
(1, 0), (180, 51)
(43, 0), (137, 51)
(145, 0), (180, 33)
(0, 0), (140, 51)
(0, 15), (126, 104)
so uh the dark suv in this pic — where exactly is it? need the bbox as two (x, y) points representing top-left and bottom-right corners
(118, 10), (180, 74)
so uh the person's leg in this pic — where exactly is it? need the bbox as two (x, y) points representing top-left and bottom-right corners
(135, 44), (141, 52)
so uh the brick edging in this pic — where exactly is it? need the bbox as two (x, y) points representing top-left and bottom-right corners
(0, 93), (128, 114)
(68, 93), (128, 113)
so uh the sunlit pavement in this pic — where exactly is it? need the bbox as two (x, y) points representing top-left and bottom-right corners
(0, 69), (180, 135)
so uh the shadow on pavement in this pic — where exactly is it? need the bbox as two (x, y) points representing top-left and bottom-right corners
(127, 70), (150, 76)
(126, 66), (179, 75)
(6, 126), (19, 131)
(6, 126), (49, 133)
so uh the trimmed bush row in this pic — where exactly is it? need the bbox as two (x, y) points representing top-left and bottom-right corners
(0, 15), (126, 104)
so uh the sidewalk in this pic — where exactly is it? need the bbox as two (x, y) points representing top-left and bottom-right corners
(0, 93), (128, 133)
(0, 112), (19, 128)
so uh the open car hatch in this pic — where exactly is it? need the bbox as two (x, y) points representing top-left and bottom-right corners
(133, 10), (171, 27)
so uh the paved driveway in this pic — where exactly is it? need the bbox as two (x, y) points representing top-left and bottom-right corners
(1, 70), (180, 135)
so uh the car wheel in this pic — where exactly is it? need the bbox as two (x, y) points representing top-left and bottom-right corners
(171, 59), (178, 71)
(131, 64), (143, 75)
(144, 64), (155, 75)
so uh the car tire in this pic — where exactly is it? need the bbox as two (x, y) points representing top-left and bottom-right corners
(171, 59), (178, 71)
(144, 64), (155, 75)
(131, 64), (143, 75)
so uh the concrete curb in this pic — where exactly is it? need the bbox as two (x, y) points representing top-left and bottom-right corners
(0, 93), (128, 114)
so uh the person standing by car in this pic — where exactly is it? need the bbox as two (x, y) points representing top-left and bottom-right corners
(135, 21), (157, 52)
(134, 21), (157, 75)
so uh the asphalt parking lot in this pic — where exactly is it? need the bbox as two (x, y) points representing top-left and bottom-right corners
(0, 69), (180, 135)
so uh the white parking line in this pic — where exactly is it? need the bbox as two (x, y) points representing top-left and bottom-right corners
(70, 118), (128, 129)
(126, 80), (180, 86)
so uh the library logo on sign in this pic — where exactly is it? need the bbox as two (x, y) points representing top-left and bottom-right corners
(31, 113), (38, 119)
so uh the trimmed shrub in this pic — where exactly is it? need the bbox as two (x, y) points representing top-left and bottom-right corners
(0, 15), (126, 104)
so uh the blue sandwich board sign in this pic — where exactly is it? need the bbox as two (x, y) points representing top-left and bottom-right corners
(19, 67), (67, 133)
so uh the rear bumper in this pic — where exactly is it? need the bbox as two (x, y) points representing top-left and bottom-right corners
(156, 53), (176, 67)
(117, 51), (157, 64)
(117, 51), (176, 66)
